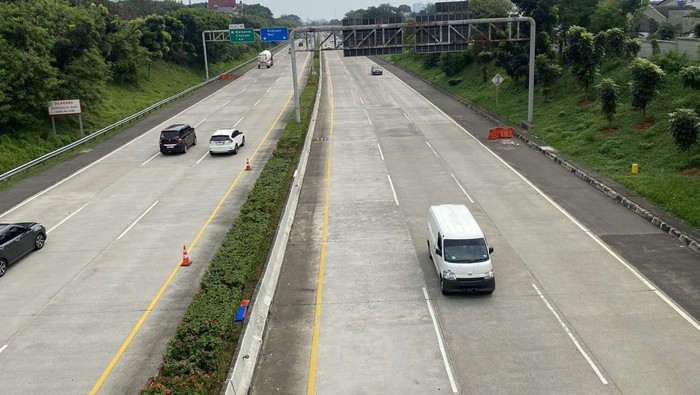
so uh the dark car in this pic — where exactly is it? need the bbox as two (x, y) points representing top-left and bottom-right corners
(159, 124), (197, 154)
(371, 65), (383, 75)
(0, 222), (46, 278)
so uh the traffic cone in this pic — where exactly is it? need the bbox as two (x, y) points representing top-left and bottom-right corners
(245, 158), (252, 171)
(181, 244), (191, 266)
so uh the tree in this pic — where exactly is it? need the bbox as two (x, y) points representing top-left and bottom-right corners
(279, 14), (302, 26)
(511, 0), (558, 54)
(680, 66), (700, 90)
(589, 2), (628, 33)
(595, 28), (626, 61)
(478, 51), (494, 82)
(694, 22), (700, 38)
(655, 22), (676, 40)
(618, 0), (650, 16)
(668, 109), (700, 163)
(468, 0), (513, 19)
(564, 26), (598, 100)
(493, 42), (530, 82)
(535, 54), (562, 101)
(557, 0), (598, 33)
(596, 78), (619, 127)
(629, 57), (665, 120)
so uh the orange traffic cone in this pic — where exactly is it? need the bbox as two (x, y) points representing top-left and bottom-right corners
(245, 158), (252, 171)
(181, 244), (191, 266)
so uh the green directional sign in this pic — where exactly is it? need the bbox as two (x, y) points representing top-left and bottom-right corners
(230, 28), (255, 43)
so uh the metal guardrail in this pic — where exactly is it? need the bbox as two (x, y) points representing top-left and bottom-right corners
(0, 55), (261, 184)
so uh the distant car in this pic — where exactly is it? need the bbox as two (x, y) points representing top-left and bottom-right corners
(323, 43), (332, 49)
(371, 65), (383, 75)
(209, 128), (245, 155)
(160, 124), (197, 154)
(0, 222), (46, 278)
(288, 47), (291, 54)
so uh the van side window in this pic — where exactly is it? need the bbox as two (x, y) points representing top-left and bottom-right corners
(436, 234), (442, 255)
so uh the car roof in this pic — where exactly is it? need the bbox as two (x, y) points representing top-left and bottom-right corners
(212, 128), (238, 135)
(162, 124), (190, 131)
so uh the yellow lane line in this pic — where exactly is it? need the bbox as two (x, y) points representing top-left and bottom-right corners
(89, 53), (311, 394)
(307, 53), (333, 395)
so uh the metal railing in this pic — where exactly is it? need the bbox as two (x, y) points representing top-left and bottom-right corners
(0, 57), (259, 184)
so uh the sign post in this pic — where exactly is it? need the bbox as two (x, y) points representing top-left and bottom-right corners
(491, 73), (503, 108)
(48, 99), (83, 137)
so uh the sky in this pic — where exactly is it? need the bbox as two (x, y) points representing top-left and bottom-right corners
(188, 1), (414, 22)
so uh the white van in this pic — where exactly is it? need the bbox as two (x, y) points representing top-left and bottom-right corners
(426, 204), (495, 295)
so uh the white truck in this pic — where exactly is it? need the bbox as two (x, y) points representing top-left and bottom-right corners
(257, 50), (273, 69)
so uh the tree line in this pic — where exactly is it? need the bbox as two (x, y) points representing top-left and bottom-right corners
(0, 0), (296, 132)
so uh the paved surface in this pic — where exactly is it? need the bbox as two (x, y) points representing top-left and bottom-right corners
(0, 49), (310, 394)
(249, 53), (700, 394)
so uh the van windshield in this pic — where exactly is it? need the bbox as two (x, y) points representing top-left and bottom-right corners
(443, 238), (489, 263)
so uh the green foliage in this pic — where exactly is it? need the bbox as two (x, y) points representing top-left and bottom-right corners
(440, 52), (473, 77)
(651, 50), (689, 73)
(468, 0), (514, 19)
(422, 53), (440, 69)
(565, 26), (599, 99)
(694, 22), (700, 38)
(493, 42), (530, 82)
(345, 3), (405, 20)
(589, 1), (629, 33)
(595, 28), (626, 60)
(535, 54), (563, 101)
(141, 61), (320, 395)
(596, 78), (620, 126)
(680, 66), (700, 90)
(668, 109), (700, 162)
(478, 51), (494, 82)
(630, 57), (665, 119)
(656, 22), (676, 40)
(624, 38), (641, 58)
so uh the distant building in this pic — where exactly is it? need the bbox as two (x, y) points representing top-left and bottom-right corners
(208, 0), (242, 14)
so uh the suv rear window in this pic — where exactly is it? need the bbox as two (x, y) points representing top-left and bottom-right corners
(161, 131), (180, 139)
(210, 135), (230, 141)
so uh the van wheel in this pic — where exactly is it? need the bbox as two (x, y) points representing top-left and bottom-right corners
(440, 276), (448, 295)
(232, 144), (238, 155)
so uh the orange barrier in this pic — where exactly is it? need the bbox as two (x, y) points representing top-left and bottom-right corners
(488, 126), (514, 140)
(219, 73), (234, 80)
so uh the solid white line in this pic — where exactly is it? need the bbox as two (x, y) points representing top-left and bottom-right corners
(196, 152), (208, 165)
(450, 174), (474, 203)
(47, 204), (87, 234)
(194, 119), (205, 128)
(396, 75), (700, 334)
(532, 284), (609, 384)
(387, 175), (399, 205)
(234, 117), (244, 127)
(141, 152), (160, 166)
(426, 141), (439, 158)
(422, 287), (458, 393)
(0, 345), (7, 354)
(117, 201), (159, 240)
(377, 144), (385, 161)
(254, 99), (261, 107)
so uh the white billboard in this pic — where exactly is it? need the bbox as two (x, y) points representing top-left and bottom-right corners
(48, 99), (82, 116)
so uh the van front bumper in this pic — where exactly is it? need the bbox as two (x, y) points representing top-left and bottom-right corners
(444, 277), (495, 293)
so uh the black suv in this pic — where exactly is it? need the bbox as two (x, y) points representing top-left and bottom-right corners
(160, 124), (197, 154)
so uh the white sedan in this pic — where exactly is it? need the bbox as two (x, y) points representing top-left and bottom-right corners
(209, 128), (245, 155)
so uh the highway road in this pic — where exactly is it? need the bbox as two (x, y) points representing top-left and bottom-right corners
(249, 51), (700, 394)
(0, 49), (311, 394)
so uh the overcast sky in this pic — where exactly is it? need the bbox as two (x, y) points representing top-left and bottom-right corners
(188, 1), (414, 22)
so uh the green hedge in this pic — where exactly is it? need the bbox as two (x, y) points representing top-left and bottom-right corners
(141, 56), (319, 395)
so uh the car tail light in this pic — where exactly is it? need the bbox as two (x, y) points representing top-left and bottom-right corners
(177, 138), (183, 144)
(228, 138), (233, 143)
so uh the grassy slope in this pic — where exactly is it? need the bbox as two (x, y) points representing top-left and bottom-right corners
(388, 53), (700, 228)
(0, 53), (255, 177)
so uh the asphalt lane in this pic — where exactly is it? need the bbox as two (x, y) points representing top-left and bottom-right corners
(0, 48), (309, 394)
(250, 52), (700, 394)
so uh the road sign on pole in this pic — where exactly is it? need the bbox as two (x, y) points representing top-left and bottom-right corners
(260, 27), (288, 42)
(229, 28), (255, 43)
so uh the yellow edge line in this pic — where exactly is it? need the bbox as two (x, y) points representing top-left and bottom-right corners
(307, 53), (333, 395)
(89, 54), (311, 394)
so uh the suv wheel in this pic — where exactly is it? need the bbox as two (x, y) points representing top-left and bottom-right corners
(192, 135), (197, 146)
(183, 143), (188, 153)
(232, 144), (238, 155)
(241, 136), (245, 147)
(0, 259), (7, 277)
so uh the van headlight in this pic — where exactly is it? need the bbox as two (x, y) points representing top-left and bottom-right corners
(483, 270), (494, 279)
(443, 270), (457, 280)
